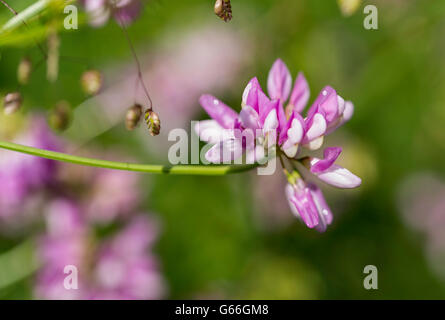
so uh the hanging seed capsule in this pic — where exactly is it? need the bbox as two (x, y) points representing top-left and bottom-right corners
(214, 0), (232, 22)
(17, 57), (32, 85)
(144, 109), (161, 136)
(80, 70), (102, 95)
(48, 101), (72, 132)
(3, 92), (22, 115)
(125, 103), (143, 131)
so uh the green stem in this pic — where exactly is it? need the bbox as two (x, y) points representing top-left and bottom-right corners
(1, 0), (50, 33)
(0, 0), (74, 34)
(0, 140), (261, 175)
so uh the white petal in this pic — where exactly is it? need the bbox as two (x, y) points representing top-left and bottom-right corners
(287, 118), (304, 144)
(303, 136), (324, 151)
(283, 145), (299, 158)
(343, 101), (354, 122)
(195, 120), (227, 143)
(337, 95), (345, 115)
(315, 164), (362, 188)
(306, 113), (327, 141)
(263, 109), (279, 132)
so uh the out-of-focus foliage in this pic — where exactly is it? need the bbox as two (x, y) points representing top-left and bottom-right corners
(0, 0), (445, 299)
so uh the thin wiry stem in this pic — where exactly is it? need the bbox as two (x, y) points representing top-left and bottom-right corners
(0, 141), (262, 175)
(114, 9), (153, 109)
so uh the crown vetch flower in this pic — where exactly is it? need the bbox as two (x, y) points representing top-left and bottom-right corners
(195, 59), (361, 232)
(285, 176), (333, 233)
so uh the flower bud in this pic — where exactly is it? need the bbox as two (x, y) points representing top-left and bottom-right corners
(144, 109), (161, 136)
(125, 103), (143, 131)
(17, 57), (32, 85)
(3, 92), (22, 115)
(48, 101), (72, 132)
(214, 0), (232, 22)
(81, 70), (102, 95)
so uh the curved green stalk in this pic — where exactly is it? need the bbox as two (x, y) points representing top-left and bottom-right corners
(0, 140), (261, 175)
(0, 0), (74, 34)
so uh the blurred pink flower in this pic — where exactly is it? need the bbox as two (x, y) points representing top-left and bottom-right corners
(398, 173), (445, 280)
(84, 169), (142, 224)
(36, 200), (165, 300)
(0, 117), (60, 224)
(81, 0), (142, 27)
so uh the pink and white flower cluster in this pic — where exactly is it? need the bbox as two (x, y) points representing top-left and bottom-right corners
(195, 59), (362, 232)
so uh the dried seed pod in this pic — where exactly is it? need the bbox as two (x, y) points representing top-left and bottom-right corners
(3, 92), (22, 115)
(17, 57), (32, 85)
(144, 109), (161, 136)
(125, 103), (143, 131)
(48, 101), (72, 132)
(80, 70), (102, 95)
(214, 0), (232, 22)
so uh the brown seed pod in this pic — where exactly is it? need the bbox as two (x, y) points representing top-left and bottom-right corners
(125, 104), (143, 131)
(48, 101), (72, 132)
(80, 70), (102, 95)
(144, 109), (161, 136)
(214, 0), (232, 22)
(17, 57), (32, 85)
(3, 92), (22, 115)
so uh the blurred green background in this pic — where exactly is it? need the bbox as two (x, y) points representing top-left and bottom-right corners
(1, 0), (445, 299)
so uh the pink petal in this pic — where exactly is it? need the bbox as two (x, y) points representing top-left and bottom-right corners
(199, 95), (238, 129)
(239, 106), (260, 130)
(310, 147), (342, 173)
(285, 183), (320, 228)
(315, 164), (362, 189)
(267, 59), (292, 102)
(307, 86), (338, 123)
(242, 77), (261, 113)
(308, 184), (333, 233)
(259, 99), (280, 127)
(257, 89), (271, 117)
(289, 72), (310, 114)
(325, 100), (355, 135)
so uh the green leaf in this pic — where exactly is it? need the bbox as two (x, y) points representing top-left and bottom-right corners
(0, 240), (40, 289)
